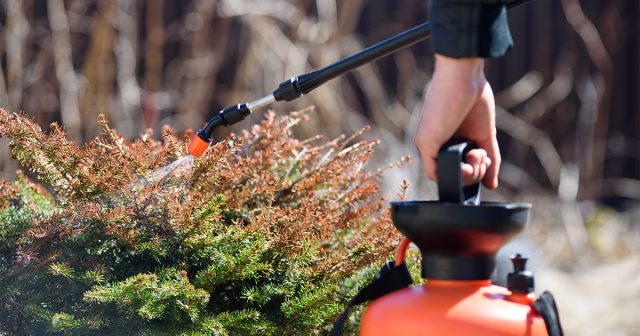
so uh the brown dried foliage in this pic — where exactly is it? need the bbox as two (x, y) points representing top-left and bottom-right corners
(0, 107), (401, 282)
(187, 108), (401, 277)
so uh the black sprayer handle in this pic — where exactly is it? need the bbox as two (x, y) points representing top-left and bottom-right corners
(272, 0), (529, 102)
(437, 140), (481, 205)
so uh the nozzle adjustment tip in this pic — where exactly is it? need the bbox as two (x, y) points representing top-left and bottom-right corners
(188, 133), (210, 157)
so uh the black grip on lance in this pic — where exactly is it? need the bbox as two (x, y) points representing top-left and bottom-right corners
(198, 104), (250, 141)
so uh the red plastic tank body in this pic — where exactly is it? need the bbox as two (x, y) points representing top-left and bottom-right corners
(360, 280), (548, 336)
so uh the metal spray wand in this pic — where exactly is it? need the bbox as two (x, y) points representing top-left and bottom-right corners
(188, 0), (529, 157)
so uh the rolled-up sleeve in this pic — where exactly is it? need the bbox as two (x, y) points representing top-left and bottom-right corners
(429, 0), (513, 58)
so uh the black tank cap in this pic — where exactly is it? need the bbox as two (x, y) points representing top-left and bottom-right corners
(507, 254), (535, 294)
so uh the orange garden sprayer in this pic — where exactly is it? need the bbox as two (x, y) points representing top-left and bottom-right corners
(186, 0), (564, 335)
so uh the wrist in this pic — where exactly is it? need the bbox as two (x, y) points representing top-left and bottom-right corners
(434, 54), (485, 79)
(433, 54), (486, 97)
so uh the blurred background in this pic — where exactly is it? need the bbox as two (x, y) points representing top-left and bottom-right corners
(0, 0), (638, 334)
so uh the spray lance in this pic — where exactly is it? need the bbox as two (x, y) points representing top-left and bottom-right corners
(188, 0), (531, 157)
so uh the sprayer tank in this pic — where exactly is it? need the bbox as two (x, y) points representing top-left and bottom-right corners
(360, 280), (547, 335)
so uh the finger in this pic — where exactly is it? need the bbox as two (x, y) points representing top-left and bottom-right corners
(423, 155), (438, 182)
(461, 149), (487, 186)
(464, 150), (481, 185)
(478, 137), (501, 189)
(478, 155), (491, 183)
(415, 138), (438, 182)
(461, 162), (475, 185)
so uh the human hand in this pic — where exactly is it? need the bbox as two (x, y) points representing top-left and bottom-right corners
(414, 54), (501, 189)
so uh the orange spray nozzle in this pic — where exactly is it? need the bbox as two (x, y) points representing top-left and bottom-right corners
(188, 133), (210, 157)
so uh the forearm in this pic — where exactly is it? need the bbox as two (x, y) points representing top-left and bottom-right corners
(418, 55), (486, 150)
(432, 55), (486, 95)
(417, 0), (510, 188)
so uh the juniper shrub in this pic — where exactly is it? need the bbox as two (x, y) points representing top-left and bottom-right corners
(0, 108), (407, 335)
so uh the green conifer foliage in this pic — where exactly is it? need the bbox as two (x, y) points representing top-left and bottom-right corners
(0, 109), (405, 335)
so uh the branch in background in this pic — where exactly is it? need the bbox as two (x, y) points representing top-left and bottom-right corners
(495, 106), (564, 188)
(495, 61), (573, 125)
(48, 0), (82, 143)
(561, 0), (614, 199)
(392, 48), (427, 122)
(498, 161), (545, 194)
(0, 59), (9, 109)
(582, 178), (640, 202)
(559, 200), (592, 265)
(342, 37), (394, 131)
(219, 0), (312, 99)
(0, 10), (8, 108)
(316, 0), (337, 37)
(114, 0), (141, 137)
(143, 0), (164, 94)
(573, 70), (599, 193)
(494, 71), (543, 109)
(336, 0), (365, 38)
(176, 0), (220, 129)
(521, 63), (573, 124)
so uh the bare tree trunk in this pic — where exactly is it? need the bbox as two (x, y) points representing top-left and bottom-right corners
(5, 0), (28, 111)
(0, 62), (9, 109)
(142, 0), (165, 129)
(80, 0), (116, 137)
(48, 0), (82, 143)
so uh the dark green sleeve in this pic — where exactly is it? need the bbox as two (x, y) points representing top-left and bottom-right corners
(429, 0), (513, 58)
